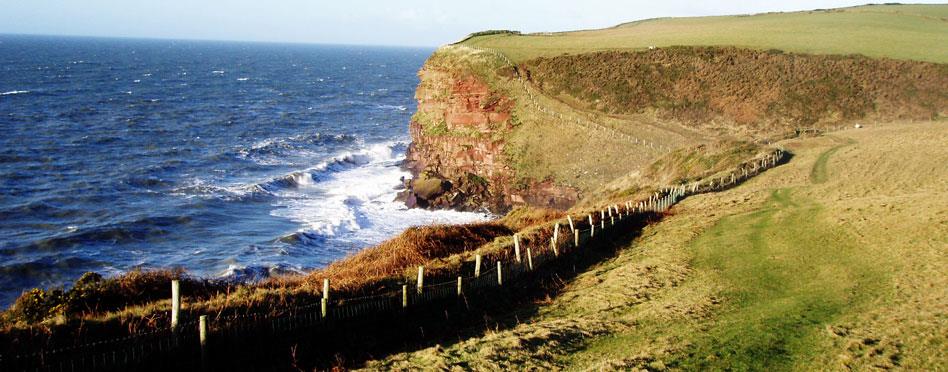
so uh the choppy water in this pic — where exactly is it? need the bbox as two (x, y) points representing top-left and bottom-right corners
(0, 35), (486, 307)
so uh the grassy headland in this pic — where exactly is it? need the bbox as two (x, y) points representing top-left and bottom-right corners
(462, 4), (948, 63)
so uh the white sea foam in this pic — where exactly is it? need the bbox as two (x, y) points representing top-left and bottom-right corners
(212, 70), (225, 74)
(0, 90), (30, 96)
(377, 104), (407, 111)
(270, 141), (488, 247)
(237, 77), (249, 81)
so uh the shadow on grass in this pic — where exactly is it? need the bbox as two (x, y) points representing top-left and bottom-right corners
(184, 213), (662, 371)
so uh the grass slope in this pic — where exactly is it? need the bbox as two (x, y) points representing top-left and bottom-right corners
(462, 4), (948, 63)
(362, 121), (948, 370)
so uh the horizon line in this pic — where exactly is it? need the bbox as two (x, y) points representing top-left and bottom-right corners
(0, 32), (440, 49)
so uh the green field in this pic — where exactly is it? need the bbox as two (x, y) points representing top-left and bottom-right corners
(462, 4), (948, 63)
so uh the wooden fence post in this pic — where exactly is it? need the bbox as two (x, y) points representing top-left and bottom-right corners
(322, 278), (330, 301)
(475, 254), (482, 277)
(574, 229), (579, 247)
(402, 285), (408, 309)
(567, 216), (575, 232)
(171, 280), (180, 331)
(457, 276), (463, 296)
(553, 223), (559, 247)
(497, 261), (503, 286)
(527, 247), (534, 270)
(591, 223), (595, 237)
(417, 266), (424, 295)
(199, 315), (208, 371)
(514, 234), (521, 263)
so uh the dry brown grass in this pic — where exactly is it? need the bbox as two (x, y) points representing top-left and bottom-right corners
(287, 206), (564, 293)
(298, 223), (513, 292)
(522, 47), (947, 130)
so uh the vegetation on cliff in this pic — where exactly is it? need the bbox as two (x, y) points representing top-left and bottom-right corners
(523, 46), (946, 128)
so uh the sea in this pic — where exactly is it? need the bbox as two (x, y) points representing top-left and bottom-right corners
(0, 35), (487, 307)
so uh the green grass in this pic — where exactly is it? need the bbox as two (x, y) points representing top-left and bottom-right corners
(677, 188), (884, 370)
(810, 138), (854, 184)
(462, 4), (948, 63)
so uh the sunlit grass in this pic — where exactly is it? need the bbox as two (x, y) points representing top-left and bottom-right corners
(463, 5), (948, 63)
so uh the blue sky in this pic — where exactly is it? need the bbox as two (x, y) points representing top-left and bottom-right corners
(0, 1), (943, 47)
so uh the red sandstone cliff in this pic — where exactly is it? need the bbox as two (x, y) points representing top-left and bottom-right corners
(400, 52), (578, 213)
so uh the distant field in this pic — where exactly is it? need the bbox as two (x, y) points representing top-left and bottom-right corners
(462, 4), (948, 63)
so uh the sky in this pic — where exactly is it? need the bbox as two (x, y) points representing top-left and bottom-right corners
(0, 1), (943, 47)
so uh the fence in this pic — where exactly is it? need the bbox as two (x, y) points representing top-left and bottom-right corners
(0, 146), (788, 371)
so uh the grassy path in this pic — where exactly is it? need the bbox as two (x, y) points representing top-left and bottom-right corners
(810, 137), (854, 183)
(678, 187), (883, 370)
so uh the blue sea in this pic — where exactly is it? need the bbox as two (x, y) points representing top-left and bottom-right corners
(0, 35), (486, 307)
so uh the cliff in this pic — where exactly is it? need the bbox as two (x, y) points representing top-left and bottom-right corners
(400, 49), (579, 213)
(400, 43), (946, 214)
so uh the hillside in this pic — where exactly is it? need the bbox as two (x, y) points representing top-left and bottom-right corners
(367, 121), (948, 370)
(367, 3), (948, 369)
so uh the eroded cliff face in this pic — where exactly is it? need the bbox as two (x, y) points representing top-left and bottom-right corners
(399, 54), (578, 213)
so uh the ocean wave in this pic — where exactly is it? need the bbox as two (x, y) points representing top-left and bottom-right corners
(176, 141), (404, 202)
(0, 256), (102, 277)
(8, 215), (194, 254)
(216, 263), (305, 282)
(235, 132), (358, 160)
(257, 141), (404, 192)
(376, 104), (407, 111)
(268, 141), (489, 241)
(172, 178), (274, 202)
(0, 90), (30, 96)
(0, 200), (88, 221)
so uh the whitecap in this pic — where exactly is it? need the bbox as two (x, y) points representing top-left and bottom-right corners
(0, 90), (30, 96)
(377, 104), (407, 111)
(212, 70), (225, 74)
(237, 77), (249, 81)
(270, 141), (489, 241)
